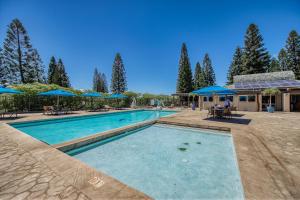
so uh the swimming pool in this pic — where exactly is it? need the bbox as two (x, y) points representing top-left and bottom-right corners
(10, 110), (176, 145)
(68, 124), (244, 199)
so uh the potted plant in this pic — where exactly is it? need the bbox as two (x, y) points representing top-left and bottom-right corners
(262, 88), (281, 113)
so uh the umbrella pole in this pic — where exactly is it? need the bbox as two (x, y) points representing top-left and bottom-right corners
(57, 96), (59, 109)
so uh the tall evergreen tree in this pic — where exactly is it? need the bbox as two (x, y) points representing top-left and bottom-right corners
(267, 58), (281, 72)
(111, 53), (127, 93)
(0, 47), (8, 84)
(101, 73), (108, 93)
(242, 24), (270, 74)
(47, 56), (57, 84)
(227, 46), (244, 84)
(1, 19), (35, 84)
(25, 49), (45, 83)
(93, 68), (109, 93)
(285, 30), (300, 79)
(93, 68), (100, 91)
(176, 43), (193, 93)
(203, 53), (216, 86)
(278, 49), (289, 71)
(193, 62), (205, 89)
(57, 59), (70, 87)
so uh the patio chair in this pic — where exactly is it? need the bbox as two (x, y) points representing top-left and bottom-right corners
(230, 106), (237, 114)
(1, 109), (18, 119)
(43, 106), (54, 115)
(61, 107), (71, 114)
(207, 107), (215, 118)
(224, 108), (232, 119)
(104, 105), (114, 110)
(0, 109), (5, 118)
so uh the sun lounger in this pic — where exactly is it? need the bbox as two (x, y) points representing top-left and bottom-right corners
(104, 105), (114, 110)
(43, 106), (54, 115)
(0, 109), (18, 119)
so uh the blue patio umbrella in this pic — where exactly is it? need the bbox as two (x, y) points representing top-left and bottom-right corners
(105, 93), (127, 108)
(192, 86), (236, 96)
(38, 89), (76, 108)
(0, 87), (22, 112)
(0, 87), (22, 94)
(81, 92), (102, 108)
(192, 86), (236, 104)
(105, 93), (127, 99)
(81, 92), (102, 97)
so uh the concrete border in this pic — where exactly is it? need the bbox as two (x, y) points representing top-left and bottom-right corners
(53, 120), (157, 152)
(157, 119), (231, 132)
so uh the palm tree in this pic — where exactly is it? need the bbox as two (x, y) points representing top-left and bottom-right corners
(262, 88), (281, 112)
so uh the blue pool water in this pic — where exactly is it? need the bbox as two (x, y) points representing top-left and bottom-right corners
(68, 124), (244, 199)
(11, 110), (176, 145)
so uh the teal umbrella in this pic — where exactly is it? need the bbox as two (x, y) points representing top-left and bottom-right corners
(105, 93), (127, 99)
(38, 89), (76, 108)
(81, 92), (102, 97)
(0, 87), (22, 94)
(192, 86), (236, 96)
(0, 87), (22, 112)
(192, 86), (236, 105)
(105, 93), (127, 108)
(81, 92), (102, 109)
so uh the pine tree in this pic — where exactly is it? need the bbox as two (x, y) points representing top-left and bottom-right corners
(111, 53), (127, 93)
(93, 68), (109, 93)
(243, 24), (270, 74)
(193, 62), (205, 89)
(285, 30), (300, 79)
(93, 68), (100, 91)
(267, 58), (281, 72)
(203, 53), (216, 86)
(101, 73), (108, 93)
(176, 43), (193, 93)
(47, 56), (57, 84)
(278, 49), (289, 71)
(25, 49), (45, 83)
(2, 19), (35, 84)
(0, 47), (8, 84)
(57, 59), (70, 87)
(227, 47), (244, 84)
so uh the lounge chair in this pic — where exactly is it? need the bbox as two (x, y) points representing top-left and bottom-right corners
(61, 107), (71, 114)
(0, 109), (18, 119)
(43, 106), (54, 115)
(104, 105), (114, 110)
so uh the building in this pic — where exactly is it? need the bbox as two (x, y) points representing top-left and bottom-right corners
(199, 71), (300, 112)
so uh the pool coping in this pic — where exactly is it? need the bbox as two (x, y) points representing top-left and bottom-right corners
(8, 108), (178, 125)
(53, 120), (157, 152)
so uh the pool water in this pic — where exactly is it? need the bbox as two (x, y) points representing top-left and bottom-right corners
(11, 110), (176, 145)
(68, 124), (244, 199)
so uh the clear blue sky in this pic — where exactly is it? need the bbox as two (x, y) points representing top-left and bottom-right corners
(0, 0), (300, 94)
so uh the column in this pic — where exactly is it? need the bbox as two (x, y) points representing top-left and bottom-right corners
(258, 94), (262, 112)
(283, 93), (290, 112)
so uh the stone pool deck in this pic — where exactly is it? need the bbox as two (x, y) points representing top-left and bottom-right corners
(0, 109), (299, 199)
